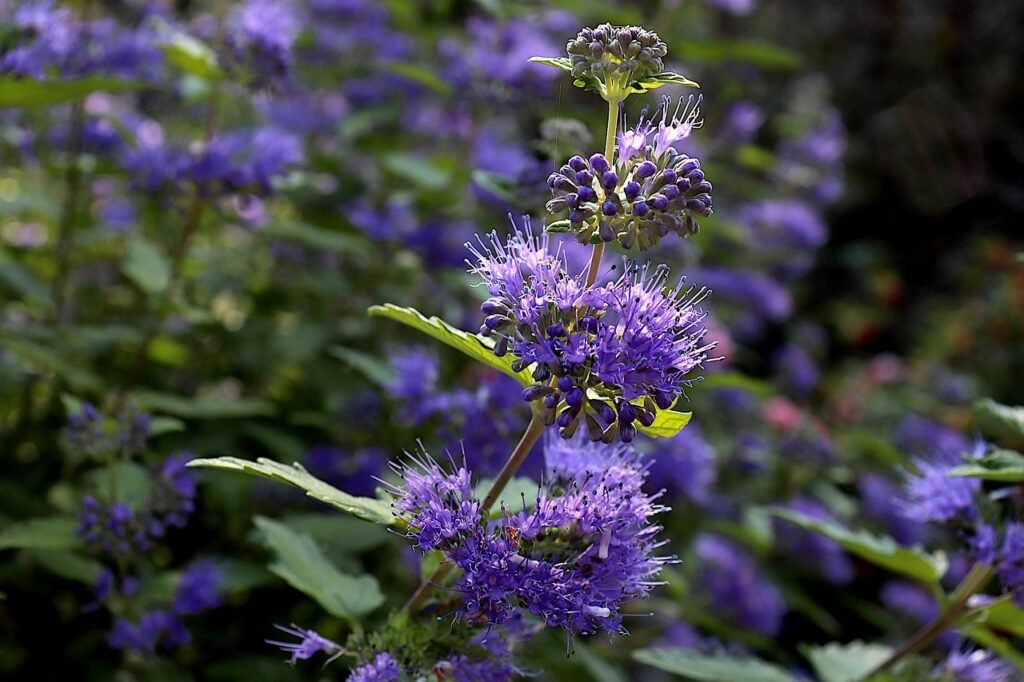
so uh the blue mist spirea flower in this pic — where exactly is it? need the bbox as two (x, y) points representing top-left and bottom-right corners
(565, 24), (668, 85)
(934, 646), (1015, 682)
(225, 0), (303, 83)
(347, 652), (401, 681)
(172, 561), (224, 616)
(108, 610), (190, 654)
(900, 434), (984, 525)
(644, 426), (716, 505)
(267, 624), (344, 666)
(546, 99), (712, 251)
(693, 534), (786, 636)
(469, 226), (712, 443)
(387, 451), (482, 553)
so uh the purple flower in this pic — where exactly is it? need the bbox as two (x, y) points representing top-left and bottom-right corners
(108, 610), (189, 653)
(895, 416), (972, 460)
(775, 497), (853, 585)
(900, 429), (983, 524)
(267, 624), (344, 666)
(935, 646), (1015, 682)
(470, 226), (711, 443)
(687, 266), (793, 327)
(172, 561), (224, 616)
(694, 534), (786, 636)
(880, 580), (938, 624)
(859, 473), (925, 546)
(347, 652), (400, 681)
(645, 426), (717, 505)
(226, 0), (303, 81)
(998, 523), (1024, 606)
(387, 451), (481, 553)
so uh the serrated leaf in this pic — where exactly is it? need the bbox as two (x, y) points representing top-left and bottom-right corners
(0, 517), (80, 551)
(633, 648), (794, 682)
(123, 236), (171, 295)
(368, 303), (533, 384)
(948, 449), (1024, 482)
(161, 33), (223, 80)
(0, 76), (145, 109)
(769, 508), (947, 584)
(254, 517), (384, 619)
(974, 399), (1024, 442)
(630, 71), (701, 93)
(804, 641), (893, 682)
(187, 457), (394, 525)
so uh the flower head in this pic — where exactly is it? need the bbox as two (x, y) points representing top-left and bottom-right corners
(387, 450), (481, 552)
(348, 652), (400, 681)
(935, 646), (1015, 682)
(547, 102), (713, 251)
(470, 228), (711, 443)
(565, 24), (668, 85)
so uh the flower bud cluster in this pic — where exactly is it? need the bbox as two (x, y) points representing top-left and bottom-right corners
(566, 24), (668, 85)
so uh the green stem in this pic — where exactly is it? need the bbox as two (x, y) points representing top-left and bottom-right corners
(403, 413), (547, 614)
(584, 96), (621, 289)
(51, 100), (85, 325)
(865, 564), (995, 678)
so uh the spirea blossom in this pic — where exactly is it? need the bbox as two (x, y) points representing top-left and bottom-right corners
(934, 646), (1015, 682)
(469, 226), (711, 443)
(347, 652), (401, 681)
(900, 433), (983, 524)
(389, 436), (673, 638)
(694, 534), (786, 636)
(546, 99), (713, 251)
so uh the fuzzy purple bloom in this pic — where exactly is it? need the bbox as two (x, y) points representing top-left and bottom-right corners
(347, 652), (400, 681)
(694, 534), (786, 636)
(388, 452), (482, 553)
(935, 646), (1016, 682)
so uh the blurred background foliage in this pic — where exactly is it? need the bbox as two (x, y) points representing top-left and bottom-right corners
(0, 0), (1021, 679)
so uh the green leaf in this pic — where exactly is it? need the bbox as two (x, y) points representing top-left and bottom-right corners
(330, 346), (395, 388)
(544, 219), (573, 233)
(263, 221), (371, 256)
(528, 56), (574, 73)
(278, 513), (391, 554)
(643, 408), (693, 439)
(381, 153), (451, 190)
(254, 516), (384, 620)
(629, 71), (701, 93)
(187, 456), (394, 525)
(0, 517), (80, 551)
(123, 236), (171, 296)
(975, 599), (1024, 637)
(29, 549), (104, 585)
(948, 449), (1024, 482)
(633, 648), (794, 682)
(133, 391), (275, 419)
(675, 39), (802, 70)
(149, 416), (187, 436)
(380, 62), (451, 95)
(0, 76), (144, 109)
(768, 508), (947, 584)
(87, 462), (152, 508)
(576, 643), (630, 682)
(803, 641), (893, 682)
(472, 170), (524, 207)
(161, 33), (223, 80)
(974, 399), (1024, 442)
(368, 303), (533, 384)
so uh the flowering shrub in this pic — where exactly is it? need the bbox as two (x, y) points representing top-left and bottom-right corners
(0, 2), (1021, 681)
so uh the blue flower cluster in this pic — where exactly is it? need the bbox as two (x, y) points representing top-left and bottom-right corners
(546, 98), (713, 250)
(389, 433), (672, 639)
(106, 561), (224, 654)
(470, 226), (711, 443)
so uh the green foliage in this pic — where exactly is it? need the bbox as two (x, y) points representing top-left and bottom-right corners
(160, 33), (223, 80)
(122, 236), (172, 296)
(803, 641), (893, 682)
(253, 516), (385, 620)
(768, 508), (948, 584)
(974, 399), (1024, 442)
(0, 76), (144, 108)
(187, 456), (395, 525)
(632, 648), (795, 682)
(948, 449), (1024, 482)
(0, 517), (81, 551)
